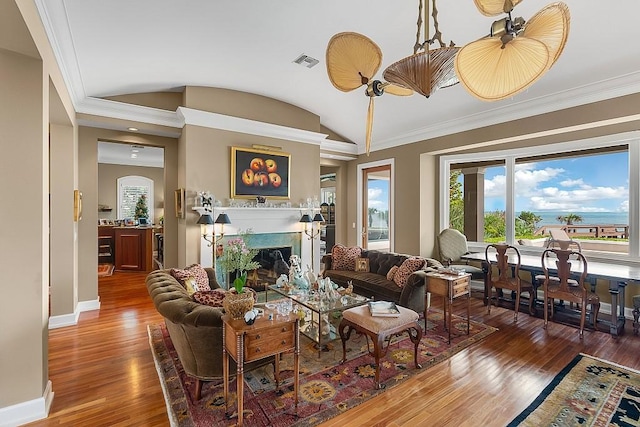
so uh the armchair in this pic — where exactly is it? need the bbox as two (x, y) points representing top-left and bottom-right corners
(436, 228), (484, 280)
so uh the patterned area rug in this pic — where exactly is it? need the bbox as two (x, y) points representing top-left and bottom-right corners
(148, 310), (496, 427)
(508, 353), (640, 426)
(97, 263), (114, 277)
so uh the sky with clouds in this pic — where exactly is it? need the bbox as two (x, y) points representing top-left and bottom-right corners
(367, 180), (389, 211)
(484, 151), (629, 213)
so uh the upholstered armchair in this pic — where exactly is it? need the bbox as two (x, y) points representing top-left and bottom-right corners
(436, 228), (484, 280)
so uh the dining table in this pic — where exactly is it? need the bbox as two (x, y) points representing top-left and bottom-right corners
(461, 251), (640, 336)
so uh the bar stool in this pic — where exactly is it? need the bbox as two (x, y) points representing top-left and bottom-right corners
(633, 295), (640, 335)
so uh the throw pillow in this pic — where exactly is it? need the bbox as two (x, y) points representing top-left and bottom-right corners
(171, 264), (211, 291)
(393, 257), (426, 288)
(183, 276), (199, 295)
(331, 244), (362, 271)
(386, 265), (399, 281)
(192, 289), (227, 307)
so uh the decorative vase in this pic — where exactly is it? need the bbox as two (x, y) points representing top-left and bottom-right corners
(223, 291), (255, 319)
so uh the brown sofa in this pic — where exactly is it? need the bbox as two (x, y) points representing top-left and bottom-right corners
(145, 268), (274, 400)
(321, 249), (444, 314)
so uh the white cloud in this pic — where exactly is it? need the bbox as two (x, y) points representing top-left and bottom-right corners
(559, 178), (584, 187)
(367, 188), (386, 209)
(619, 200), (629, 212)
(485, 165), (564, 198)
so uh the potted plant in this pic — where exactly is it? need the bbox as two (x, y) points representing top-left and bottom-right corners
(218, 231), (261, 318)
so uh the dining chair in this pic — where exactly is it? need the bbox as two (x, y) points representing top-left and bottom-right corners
(484, 243), (534, 320)
(540, 248), (600, 338)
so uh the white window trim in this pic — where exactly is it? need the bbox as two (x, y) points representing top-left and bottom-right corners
(357, 159), (395, 252)
(439, 131), (640, 262)
(117, 175), (154, 223)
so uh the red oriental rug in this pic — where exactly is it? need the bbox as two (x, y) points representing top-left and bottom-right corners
(148, 310), (496, 426)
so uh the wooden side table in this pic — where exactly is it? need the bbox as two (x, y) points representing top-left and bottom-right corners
(425, 272), (471, 343)
(222, 313), (299, 426)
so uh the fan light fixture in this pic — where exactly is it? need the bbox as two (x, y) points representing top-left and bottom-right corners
(455, 1), (570, 101)
(383, 0), (460, 98)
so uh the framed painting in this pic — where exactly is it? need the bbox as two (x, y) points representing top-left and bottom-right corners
(174, 188), (185, 218)
(231, 146), (290, 199)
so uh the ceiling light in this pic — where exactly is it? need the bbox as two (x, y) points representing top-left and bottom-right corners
(383, 0), (459, 98)
(128, 127), (139, 132)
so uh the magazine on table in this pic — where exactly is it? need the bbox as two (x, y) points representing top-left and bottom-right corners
(368, 301), (401, 317)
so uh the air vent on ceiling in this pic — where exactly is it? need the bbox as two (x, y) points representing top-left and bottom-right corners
(293, 54), (319, 68)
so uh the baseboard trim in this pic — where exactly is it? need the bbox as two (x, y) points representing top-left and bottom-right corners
(76, 298), (101, 313)
(48, 298), (100, 330)
(0, 380), (53, 427)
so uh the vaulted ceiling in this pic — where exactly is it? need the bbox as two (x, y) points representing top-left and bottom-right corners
(38, 0), (640, 155)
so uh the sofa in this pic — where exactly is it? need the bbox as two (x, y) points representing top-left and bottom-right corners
(321, 246), (444, 314)
(145, 267), (274, 400)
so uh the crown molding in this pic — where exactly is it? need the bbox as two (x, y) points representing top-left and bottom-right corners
(177, 107), (328, 145)
(372, 71), (640, 154)
(77, 97), (182, 128)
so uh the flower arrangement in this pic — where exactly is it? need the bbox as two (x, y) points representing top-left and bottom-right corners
(218, 230), (261, 293)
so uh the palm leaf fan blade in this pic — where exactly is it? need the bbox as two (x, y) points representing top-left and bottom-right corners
(473, 0), (523, 16)
(326, 32), (383, 92)
(455, 37), (549, 101)
(523, 2), (570, 69)
(383, 84), (413, 96)
(365, 97), (374, 156)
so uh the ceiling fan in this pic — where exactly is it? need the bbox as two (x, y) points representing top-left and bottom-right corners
(325, 32), (413, 156)
(326, 0), (459, 155)
(454, 0), (570, 101)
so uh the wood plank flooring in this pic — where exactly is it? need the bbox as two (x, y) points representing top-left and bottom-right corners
(26, 273), (640, 426)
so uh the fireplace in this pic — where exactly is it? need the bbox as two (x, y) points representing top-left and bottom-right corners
(199, 206), (318, 289)
(246, 246), (292, 291)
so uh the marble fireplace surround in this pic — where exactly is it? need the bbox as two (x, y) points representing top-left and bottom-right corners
(199, 207), (320, 284)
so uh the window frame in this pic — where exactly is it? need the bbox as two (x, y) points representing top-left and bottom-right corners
(117, 175), (154, 223)
(439, 131), (640, 261)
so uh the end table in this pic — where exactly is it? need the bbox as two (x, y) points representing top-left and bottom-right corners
(425, 272), (471, 343)
(222, 313), (300, 426)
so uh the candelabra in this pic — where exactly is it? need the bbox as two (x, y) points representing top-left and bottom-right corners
(197, 213), (231, 247)
(299, 213), (324, 271)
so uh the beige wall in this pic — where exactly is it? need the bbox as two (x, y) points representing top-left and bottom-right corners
(98, 163), (165, 222)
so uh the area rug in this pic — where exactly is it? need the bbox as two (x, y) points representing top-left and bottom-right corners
(508, 353), (640, 426)
(148, 310), (496, 427)
(97, 263), (114, 277)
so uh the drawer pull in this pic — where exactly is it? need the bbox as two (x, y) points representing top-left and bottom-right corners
(255, 348), (260, 353)
(281, 327), (287, 332)
(255, 334), (261, 339)
(281, 340), (286, 345)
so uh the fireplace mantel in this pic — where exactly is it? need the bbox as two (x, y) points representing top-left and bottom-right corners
(199, 206), (321, 274)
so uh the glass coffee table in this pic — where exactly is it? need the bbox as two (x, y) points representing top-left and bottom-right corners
(267, 285), (371, 354)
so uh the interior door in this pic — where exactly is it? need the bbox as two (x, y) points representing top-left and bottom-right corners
(362, 165), (391, 251)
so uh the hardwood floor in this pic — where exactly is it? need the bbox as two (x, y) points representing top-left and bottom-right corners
(27, 273), (640, 426)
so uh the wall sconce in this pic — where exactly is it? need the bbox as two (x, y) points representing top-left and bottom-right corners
(299, 212), (324, 270)
(197, 213), (231, 247)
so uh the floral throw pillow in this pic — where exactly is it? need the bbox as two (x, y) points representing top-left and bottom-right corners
(386, 265), (399, 281)
(192, 289), (227, 307)
(393, 257), (425, 288)
(331, 244), (362, 271)
(171, 264), (211, 291)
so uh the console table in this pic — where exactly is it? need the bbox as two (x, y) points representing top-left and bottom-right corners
(222, 313), (299, 426)
(461, 251), (640, 336)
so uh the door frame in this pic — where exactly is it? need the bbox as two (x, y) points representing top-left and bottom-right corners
(357, 158), (394, 252)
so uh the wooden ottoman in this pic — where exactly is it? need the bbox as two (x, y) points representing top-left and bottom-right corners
(338, 305), (423, 389)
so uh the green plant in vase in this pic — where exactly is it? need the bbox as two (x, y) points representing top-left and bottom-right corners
(218, 230), (261, 293)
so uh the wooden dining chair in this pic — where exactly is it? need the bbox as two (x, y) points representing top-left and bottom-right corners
(484, 243), (534, 321)
(540, 248), (600, 338)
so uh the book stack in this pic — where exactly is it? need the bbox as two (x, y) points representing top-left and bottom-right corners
(368, 301), (401, 317)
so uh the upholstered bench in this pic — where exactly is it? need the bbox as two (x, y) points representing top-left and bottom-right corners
(338, 305), (422, 389)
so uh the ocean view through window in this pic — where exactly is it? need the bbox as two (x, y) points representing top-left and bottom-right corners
(441, 133), (638, 258)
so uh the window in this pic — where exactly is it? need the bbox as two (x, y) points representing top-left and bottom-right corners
(117, 175), (154, 222)
(441, 133), (637, 259)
